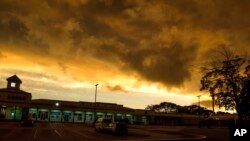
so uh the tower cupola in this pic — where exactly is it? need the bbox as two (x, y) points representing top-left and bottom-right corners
(6, 75), (22, 89)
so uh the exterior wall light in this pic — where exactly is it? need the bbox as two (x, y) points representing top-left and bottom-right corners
(55, 102), (60, 107)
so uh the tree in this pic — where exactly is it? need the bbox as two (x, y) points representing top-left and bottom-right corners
(145, 102), (179, 113)
(200, 47), (250, 124)
(145, 102), (213, 116)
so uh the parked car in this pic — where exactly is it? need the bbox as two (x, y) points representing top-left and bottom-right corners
(21, 119), (34, 127)
(94, 118), (128, 135)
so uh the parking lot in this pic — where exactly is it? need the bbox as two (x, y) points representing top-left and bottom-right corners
(0, 121), (229, 141)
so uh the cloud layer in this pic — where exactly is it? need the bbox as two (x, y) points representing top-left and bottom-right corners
(0, 0), (250, 107)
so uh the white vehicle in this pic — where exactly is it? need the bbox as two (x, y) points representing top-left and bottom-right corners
(94, 118), (128, 135)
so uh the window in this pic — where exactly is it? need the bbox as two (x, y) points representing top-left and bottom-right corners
(7, 95), (26, 101)
(78, 115), (82, 120)
(10, 82), (16, 87)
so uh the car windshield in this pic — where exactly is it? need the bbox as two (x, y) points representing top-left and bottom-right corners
(103, 119), (112, 124)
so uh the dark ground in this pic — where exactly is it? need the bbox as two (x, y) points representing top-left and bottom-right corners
(0, 121), (229, 141)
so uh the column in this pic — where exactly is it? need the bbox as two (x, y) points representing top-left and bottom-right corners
(14, 106), (16, 120)
(61, 110), (63, 122)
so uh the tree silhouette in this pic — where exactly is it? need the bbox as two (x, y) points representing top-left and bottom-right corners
(146, 102), (179, 113)
(200, 47), (250, 124)
(145, 102), (213, 116)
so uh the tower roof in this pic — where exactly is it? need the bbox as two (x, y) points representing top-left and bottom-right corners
(6, 75), (22, 83)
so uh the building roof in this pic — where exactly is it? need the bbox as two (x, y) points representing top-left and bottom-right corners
(6, 75), (22, 83)
(30, 99), (134, 112)
(0, 88), (30, 95)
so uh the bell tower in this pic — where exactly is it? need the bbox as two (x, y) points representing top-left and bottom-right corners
(6, 75), (22, 90)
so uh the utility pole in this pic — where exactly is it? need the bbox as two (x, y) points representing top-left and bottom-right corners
(94, 84), (98, 121)
(197, 95), (201, 123)
(197, 95), (201, 107)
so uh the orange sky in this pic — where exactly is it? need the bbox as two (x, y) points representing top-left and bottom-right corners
(0, 0), (250, 110)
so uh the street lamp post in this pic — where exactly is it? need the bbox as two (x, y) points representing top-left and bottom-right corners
(94, 84), (98, 121)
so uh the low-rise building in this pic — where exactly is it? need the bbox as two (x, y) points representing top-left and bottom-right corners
(0, 75), (201, 125)
(0, 75), (150, 124)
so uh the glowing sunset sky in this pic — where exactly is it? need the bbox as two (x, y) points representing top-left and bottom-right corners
(0, 0), (250, 110)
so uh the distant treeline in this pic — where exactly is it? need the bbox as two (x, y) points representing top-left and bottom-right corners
(145, 102), (231, 117)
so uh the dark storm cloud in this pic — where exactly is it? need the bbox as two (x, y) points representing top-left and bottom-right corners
(0, 0), (205, 88)
(65, 0), (199, 87)
(0, 15), (29, 43)
(106, 84), (128, 93)
(79, 0), (134, 17)
(1, 0), (250, 90)
(165, 0), (250, 30)
(0, 5), (50, 55)
(68, 1), (139, 48)
(123, 41), (198, 86)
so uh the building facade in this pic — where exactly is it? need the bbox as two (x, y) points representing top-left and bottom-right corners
(0, 75), (202, 125)
(0, 75), (152, 124)
(0, 75), (31, 120)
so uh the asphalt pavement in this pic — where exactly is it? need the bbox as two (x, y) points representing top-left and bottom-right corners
(0, 121), (229, 141)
